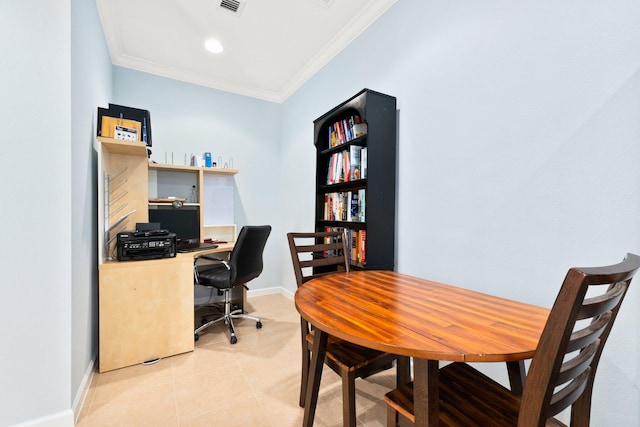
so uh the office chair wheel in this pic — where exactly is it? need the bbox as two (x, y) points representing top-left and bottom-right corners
(256, 321), (262, 329)
(230, 336), (238, 344)
(194, 333), (200, 342)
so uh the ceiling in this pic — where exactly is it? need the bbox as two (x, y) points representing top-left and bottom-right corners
(97, 0), (397, 103)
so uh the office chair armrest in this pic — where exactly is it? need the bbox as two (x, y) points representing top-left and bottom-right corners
(195, 254), (230, 270)
(198, 254), (225, 262)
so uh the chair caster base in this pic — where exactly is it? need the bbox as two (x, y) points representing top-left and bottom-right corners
(256, 321), (262, 329)
(194, 333), (199, 342)
(230, 336), (238, 344)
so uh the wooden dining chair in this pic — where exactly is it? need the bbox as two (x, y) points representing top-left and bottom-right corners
(287, 231), (410, 427)
(384, 253), (640, 427)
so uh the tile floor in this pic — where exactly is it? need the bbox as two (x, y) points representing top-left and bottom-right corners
(77, 293), (398, 427)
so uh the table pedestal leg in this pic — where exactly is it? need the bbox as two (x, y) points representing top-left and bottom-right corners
(302, 329), (328, 427)
(413, 359), (439, 427)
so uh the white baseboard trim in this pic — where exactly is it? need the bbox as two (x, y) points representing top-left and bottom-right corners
(247, 286), (294, 300)
(11, 410), (74, 427)
(72, 358), (95, 424)
(10, 357), (94, 427)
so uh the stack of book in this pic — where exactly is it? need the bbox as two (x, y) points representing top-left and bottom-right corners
(323, 190), (365, 222)
(328, 115), (367, 149)
(323, 227), (367, 265)
(326, 146), (367, 184)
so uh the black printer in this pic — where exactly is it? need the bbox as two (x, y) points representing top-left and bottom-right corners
(116, 230), (176, 261)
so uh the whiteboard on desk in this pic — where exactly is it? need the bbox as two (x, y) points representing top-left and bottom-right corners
(203, 174), (234, 225)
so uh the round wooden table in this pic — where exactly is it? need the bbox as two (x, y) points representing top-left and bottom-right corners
(295, 270), (549, 427)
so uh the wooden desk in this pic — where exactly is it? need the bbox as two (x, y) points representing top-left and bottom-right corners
(294, 270), (549, 427)
(98, 243), (234, 372)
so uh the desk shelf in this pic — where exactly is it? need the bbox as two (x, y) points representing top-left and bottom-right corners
(149, 162), (238, 175)
(148, 163), (237, 243)
(99, 137), (148, 156)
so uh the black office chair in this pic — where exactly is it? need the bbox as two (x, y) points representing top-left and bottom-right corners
(194, 225), (271, 344)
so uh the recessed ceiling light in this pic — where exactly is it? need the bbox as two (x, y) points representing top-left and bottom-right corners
(204, 39), (224, 54)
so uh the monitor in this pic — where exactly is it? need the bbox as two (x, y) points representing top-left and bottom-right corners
(148, 206), (200, 245)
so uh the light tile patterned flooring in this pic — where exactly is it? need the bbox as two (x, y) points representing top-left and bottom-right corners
(77, 293), (397, 427)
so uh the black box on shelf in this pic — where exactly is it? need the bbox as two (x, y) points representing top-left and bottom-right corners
(98, 103), (152, 146)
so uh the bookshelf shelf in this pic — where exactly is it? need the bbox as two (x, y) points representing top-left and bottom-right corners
(320, 135), (368, 156)
(313, 89), (397, 270)
(319, 180), (366, 191)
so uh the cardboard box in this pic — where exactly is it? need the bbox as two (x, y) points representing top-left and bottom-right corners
(101, 117), (141, 141)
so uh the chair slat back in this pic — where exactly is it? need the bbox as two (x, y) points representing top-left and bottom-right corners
(518, 253), (640, 427)
(287, 231), (350, 288)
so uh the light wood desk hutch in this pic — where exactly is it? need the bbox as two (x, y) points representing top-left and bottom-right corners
(97, 137), (239, 372)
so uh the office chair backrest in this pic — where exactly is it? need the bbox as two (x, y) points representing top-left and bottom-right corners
(518, 253), (640, 426)
(228, 225), (271, 285)
(287, 230), (350, 288)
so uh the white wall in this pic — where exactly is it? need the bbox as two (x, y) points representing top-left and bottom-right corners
(280, 0), (640, 425)
(0, 1), (74, 426)
(70, 0), (112, 415)
(112, 68), (285, 291)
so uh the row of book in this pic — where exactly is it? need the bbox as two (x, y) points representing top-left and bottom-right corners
(328, 115), (367, 148)
(324, 227), (367, 265)
(326, 145), (368, 185)
(323, 189), (365, 222)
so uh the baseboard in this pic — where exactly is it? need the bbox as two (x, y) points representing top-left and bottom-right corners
(72, 358), (95, 424)
(10, 360), (94, 427)
(10, 410), (74, 427)
(247, 286), (294, 299)
(278, 287), (295, 300)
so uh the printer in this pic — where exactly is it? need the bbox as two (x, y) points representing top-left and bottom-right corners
(116, 230), (176, 261)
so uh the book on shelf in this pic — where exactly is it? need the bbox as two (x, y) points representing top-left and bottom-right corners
(343, 151), (350, 182)
(324, 226), (367, 267)
(349, 145), (362, 181)
(358, 189), (365, 222)
(353, 122), (367, 138)
(361, 147), (367, 179)
(349, 229), (357, 262)
(323, 190), (365, 222)
(323, 227), (343, 257)
(328, 115), (366, 149)
(359, 229), (366, 264)
(326, 146), (364, 185)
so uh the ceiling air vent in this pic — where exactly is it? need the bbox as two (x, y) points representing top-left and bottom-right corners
(220, 0), (242, 14)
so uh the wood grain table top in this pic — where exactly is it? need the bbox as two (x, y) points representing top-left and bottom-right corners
(295, 270), (549, 362)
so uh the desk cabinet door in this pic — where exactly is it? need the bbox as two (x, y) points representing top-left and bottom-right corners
(99, 258), (193, 372)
